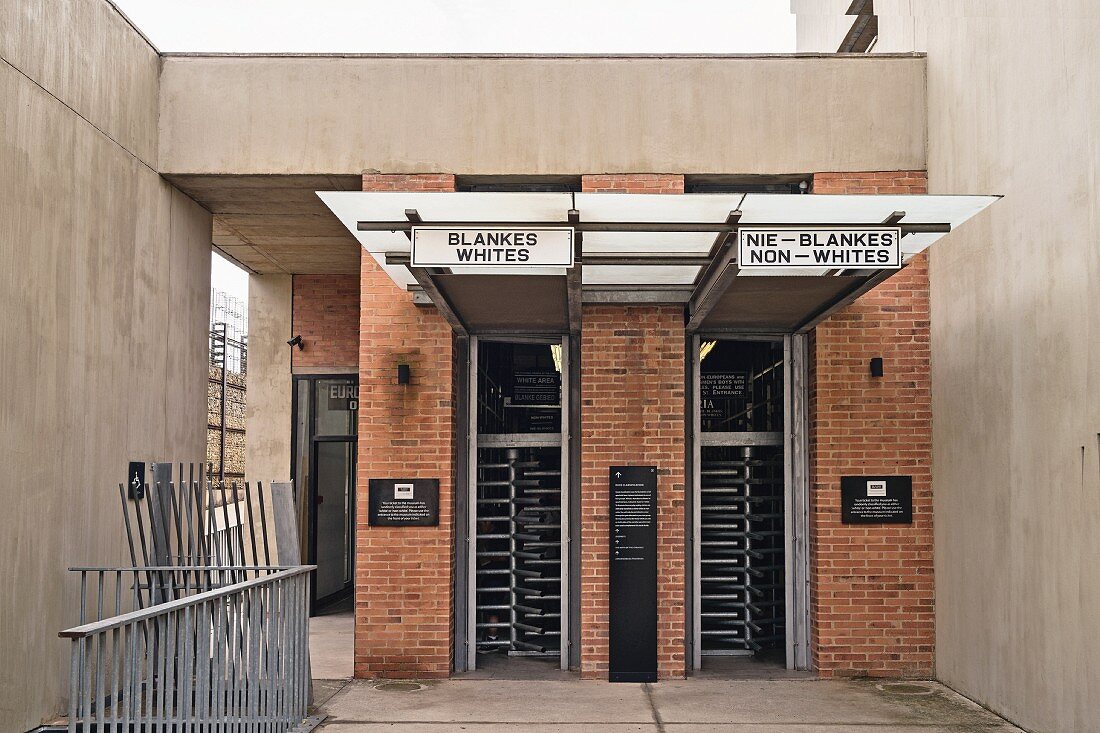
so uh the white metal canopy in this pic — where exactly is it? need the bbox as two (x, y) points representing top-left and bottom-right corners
(318, 191), (998, 333)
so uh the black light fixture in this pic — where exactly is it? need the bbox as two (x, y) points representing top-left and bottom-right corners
(869, 357), (884, 378)
(397, 363), (411, 385)
(287, 334), (303, 350)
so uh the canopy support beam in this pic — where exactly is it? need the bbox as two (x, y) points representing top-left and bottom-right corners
(359, 220), (950, 235)
(566, 209), (583, 335)
(685, 210), (742, 332)
(402, 209), (468, 335)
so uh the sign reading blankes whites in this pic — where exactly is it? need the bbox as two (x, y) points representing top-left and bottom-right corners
(738, 227), (902, 270)
(368, 479), (440, 526)
(411, 227), (575, 268)
(840, 475), (913, 524)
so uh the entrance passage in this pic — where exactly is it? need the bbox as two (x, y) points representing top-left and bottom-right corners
(293, 374), (358, 613)
(469, 338), (569, 673)
(695, 339), (787, 668)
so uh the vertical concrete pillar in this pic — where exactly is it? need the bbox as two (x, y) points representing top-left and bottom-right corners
(246, 274), (293, 483)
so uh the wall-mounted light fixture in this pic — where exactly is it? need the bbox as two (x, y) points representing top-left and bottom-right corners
(869, 357), (884, 378)
(397, 363), (411, 385)
(287, 334), (303, 350)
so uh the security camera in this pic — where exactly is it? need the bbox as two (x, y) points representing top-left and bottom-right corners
(287, 334), (303, 350)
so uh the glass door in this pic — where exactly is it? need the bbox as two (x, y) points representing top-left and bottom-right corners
(313, 439), (355, 604)
(293, 374), (358, 611)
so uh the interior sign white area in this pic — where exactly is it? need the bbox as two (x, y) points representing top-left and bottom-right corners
(738, 227), (902, 270)
(411, 227), (574, 268)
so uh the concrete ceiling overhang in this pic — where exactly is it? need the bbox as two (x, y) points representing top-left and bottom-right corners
(166, 174), (363, 274)
(319, 191), (998, 335)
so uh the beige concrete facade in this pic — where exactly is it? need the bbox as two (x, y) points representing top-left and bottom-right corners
(0, 1), (211, 729)
(794, 5), (1100, 732)
(8, 0), (1095, 729)
(156, 54), (928, 177)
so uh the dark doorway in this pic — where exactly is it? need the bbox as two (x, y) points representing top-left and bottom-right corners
(293, 374), (358, 613)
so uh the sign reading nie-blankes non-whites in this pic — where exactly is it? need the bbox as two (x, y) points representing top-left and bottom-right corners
(411, 227), (575, 268)
(737, 227), (902, 270)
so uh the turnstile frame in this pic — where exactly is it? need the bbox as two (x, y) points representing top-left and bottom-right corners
(464, 335), (571, 672)
(689, 333), (811, 672)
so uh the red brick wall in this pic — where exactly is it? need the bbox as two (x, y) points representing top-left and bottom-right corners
(361, 173), (456, 192)
(579, 173), (686, 680)
(812, 171), (927, 195)
(355, 174), (456, 679)
(582, 173), (685, 194)
(809, 171), (933, 677)
(291, 274), (360, 369)
(580, 305), (686, 680)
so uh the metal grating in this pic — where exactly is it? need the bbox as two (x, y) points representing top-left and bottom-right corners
(700, 446), (785, 654)
(475, 447), (562, 656)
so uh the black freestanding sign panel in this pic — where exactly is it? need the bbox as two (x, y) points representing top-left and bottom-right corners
(367, 479), (440, 526)
(608, 465), (658, 683)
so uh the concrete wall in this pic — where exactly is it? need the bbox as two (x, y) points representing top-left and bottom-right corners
(797, 3), (1100, 731)
(157, 54), (927, 176)
(0, 1), (212, 729)
(246, 275), (293, 485)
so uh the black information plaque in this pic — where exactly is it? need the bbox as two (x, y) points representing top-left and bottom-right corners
(608, 465), (658, 683)
(841, 475), (913, 524)
(368, 479), (440, 526)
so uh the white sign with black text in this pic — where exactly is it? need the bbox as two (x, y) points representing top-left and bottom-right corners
(738, 227), (902, 270)
(411, 227), (575, 268)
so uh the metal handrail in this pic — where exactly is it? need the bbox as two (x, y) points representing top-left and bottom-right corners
(59, 566), (314, 638)
(60, 564), (318, 732)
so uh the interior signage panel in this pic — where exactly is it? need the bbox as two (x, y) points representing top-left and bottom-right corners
(738, 227), (902, 270)
(368, 479), (440, 526)
(701, 371), (749, 399)
(511, 370), (562, 406)
(609, 465), (658, 683)
(411, 227), (574, 268)
(840, 475), (913, 524)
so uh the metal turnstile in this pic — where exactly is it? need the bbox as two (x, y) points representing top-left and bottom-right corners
(699, 445), (785, 654)
(474, 447), (562, 656)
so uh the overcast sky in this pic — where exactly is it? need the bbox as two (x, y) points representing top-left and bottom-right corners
(115, 0), (796, 55)
(121, 1), (796, 303)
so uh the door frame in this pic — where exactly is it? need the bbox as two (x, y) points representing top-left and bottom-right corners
(291, 373), (359, 613)
(459, 334), (572, 672)
(309, 436), (357, 609)
(688, 333), (811, 671)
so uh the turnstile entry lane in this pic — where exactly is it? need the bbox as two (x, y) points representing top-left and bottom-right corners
(469, 337), (569, 673)
(696, 339), (788, 663)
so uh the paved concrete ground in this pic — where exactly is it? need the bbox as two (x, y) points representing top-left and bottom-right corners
(310, 610), (354, 680)
(306, 616), (1020, 731)
(310, 677), (1023, 732)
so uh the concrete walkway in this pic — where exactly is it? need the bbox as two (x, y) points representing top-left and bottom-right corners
(310, 676), (1023, 732)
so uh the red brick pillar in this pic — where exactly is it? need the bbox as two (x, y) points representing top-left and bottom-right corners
(355, 173), (457, 678)
(579, 174), (687, 679)
(809, 171), (935, 677)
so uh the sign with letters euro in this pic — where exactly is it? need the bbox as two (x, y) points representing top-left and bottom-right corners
(738, 227), (902, 270)
(411, 227), (574, 268)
